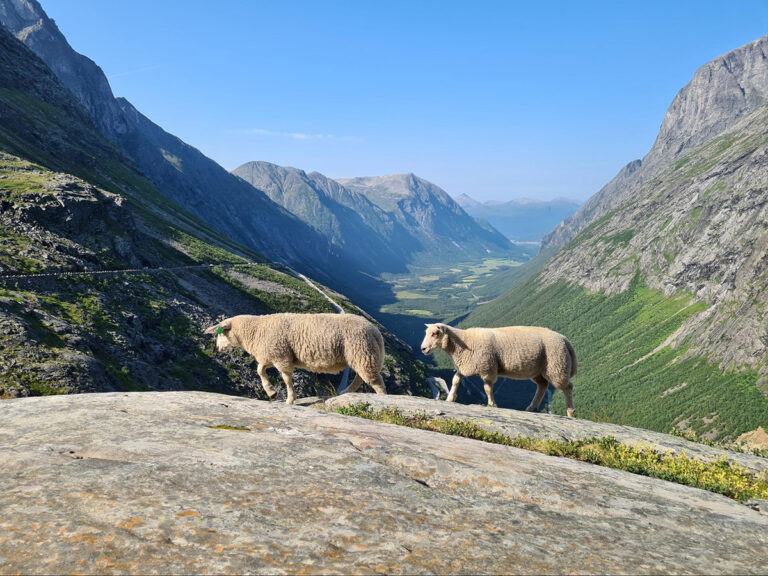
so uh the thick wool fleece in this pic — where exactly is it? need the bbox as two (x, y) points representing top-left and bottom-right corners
(210, 313), (386, 403)
(422, 323), (576, 415)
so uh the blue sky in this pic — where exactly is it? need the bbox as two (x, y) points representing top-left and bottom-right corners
(44, 0), (768, 201)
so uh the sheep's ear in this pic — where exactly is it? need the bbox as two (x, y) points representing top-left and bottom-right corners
(204, 320), (232, 335)
(437, 324), (448, 334)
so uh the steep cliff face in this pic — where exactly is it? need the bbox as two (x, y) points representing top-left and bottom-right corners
(0, 0), (128, 138)
(650, 35), (768, 163)
(544, 34), (768, 252)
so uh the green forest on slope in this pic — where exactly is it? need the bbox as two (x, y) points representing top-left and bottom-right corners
(464, 274), (768, 441)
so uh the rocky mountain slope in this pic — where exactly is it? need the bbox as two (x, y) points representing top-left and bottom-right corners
(0, 0), (363, 293)
(2, 391), (766, 574)
(0, 22), (428, 399)
(232, 161), (413, 274)
(465, 35), (768, 440)
(235, 162), (525, 271)
(456, 193), (581, 242)
(544, 34), (768, 252)
(337, 173), (519, 263)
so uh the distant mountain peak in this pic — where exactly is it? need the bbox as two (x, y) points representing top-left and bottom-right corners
(649, 34), (768, 164)
(454, 193), (481, 208)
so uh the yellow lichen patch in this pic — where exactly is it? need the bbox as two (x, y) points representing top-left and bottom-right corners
(116, 517), (144, 530)
(175, 510), (201, 518)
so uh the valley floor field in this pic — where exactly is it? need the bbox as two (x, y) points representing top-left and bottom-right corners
(374, 256), (528, 349)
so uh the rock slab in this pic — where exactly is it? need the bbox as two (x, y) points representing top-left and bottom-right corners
(1, 391), (767, 574)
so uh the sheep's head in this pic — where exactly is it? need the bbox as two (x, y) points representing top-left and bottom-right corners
(204, 319), (233, 352)
(421, 323), (448, 355)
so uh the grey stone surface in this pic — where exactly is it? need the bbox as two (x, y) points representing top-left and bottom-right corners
(327, 394), (768, 477)
(1, 391), (767, 574)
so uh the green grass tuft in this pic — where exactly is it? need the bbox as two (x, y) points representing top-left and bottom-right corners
(207, 424), (251, 431)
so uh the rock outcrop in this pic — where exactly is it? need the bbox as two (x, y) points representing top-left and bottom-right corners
(1, 391), (766, 574)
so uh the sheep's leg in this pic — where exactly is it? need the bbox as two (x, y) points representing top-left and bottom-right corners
(483, 376), (498, 408)
(447, 372), (462, 402)
(562, 382), (575, 418)
(256, 363), (277, 401)
(526, 375), (549, 412)
(278, 369), (296, 405)
(343, 373), (364, 393)
(365, 373), (387, 395)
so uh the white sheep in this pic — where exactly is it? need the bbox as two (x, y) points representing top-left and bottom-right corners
(205, 313), (387, 404)
(421, 323), (576, 416)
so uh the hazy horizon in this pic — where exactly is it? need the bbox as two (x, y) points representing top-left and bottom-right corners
(42, 0), (768, 202)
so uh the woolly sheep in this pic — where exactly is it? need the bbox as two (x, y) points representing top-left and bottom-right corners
(421, 323), (576, 417)
(205, 313), (387, 404)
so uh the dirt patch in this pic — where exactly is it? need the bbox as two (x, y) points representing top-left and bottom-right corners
(225, 270), (304, 299)
(737, 426), (768, 451)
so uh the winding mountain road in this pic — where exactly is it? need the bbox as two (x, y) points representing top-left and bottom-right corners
(0, 261), (365, 394)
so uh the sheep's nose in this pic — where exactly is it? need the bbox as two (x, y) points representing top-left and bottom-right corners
(421, 346), (428, 354)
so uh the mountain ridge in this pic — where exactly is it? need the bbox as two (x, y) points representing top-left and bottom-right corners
(0, 0), (364, 294)
(455, 193), (581, 242)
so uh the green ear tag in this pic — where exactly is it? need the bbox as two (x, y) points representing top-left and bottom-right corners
(215, 326), (224, 335)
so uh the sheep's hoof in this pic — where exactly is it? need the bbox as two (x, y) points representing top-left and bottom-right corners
(266, 392), (278, 402)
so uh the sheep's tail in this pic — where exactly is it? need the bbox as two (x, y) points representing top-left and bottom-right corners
(565, 338), (577, 377)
